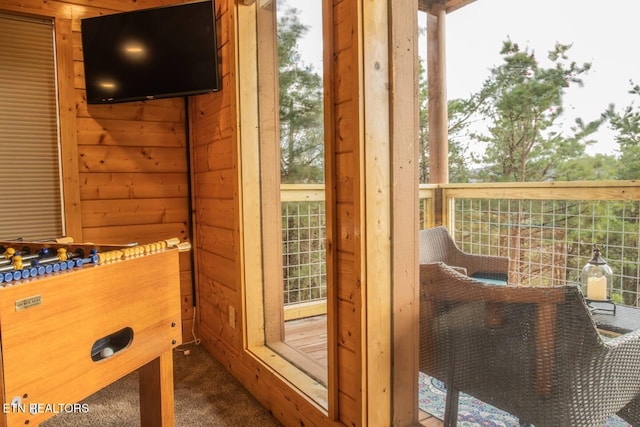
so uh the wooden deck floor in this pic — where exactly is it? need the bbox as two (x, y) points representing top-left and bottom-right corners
(284, 315), (442, 426)
(284, 315), (328, 368)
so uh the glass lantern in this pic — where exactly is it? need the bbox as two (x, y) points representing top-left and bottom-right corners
(581, 246), (613, 302)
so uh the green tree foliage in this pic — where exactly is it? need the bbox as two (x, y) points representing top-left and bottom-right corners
(417, 59), (475, 183)
(447, 97), (479, 183)
(473, 40), (603, 182)
(277, 5), (327, 308)
(553, 154), (618, 181)
(604, 81), (640, 180)
(418, 60), (429, 183)
(277, 6), (324, 184)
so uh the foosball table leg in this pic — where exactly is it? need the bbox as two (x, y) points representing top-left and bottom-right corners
(139, 349), (176, 427)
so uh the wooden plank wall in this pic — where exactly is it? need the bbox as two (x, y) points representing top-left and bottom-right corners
(189, 2), (332, 426)
(190, 1), (365, 426)
(1, 0), (377, 425)
(189, 0), (242, 351)
(0, 0), (195, 341)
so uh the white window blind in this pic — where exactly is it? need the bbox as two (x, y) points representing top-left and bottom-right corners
(0, 12), (63, 241)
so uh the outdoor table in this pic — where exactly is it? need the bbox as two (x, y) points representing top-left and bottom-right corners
(590, 301), (640, 335)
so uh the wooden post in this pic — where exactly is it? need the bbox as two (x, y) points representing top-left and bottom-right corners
(363, 0), (393, 423)
(389, 0), (420, 425)
(427, 9), (449, 185)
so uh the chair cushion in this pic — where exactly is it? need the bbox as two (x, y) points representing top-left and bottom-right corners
(471, 272), (508, 286)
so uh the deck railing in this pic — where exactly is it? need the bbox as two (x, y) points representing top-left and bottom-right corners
(281, 185), (326, 310)
(438, 181), (640, 306)
(282, 181), (640, 312)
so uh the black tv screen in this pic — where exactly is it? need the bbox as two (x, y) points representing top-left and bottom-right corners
(81, 1), (219, 104)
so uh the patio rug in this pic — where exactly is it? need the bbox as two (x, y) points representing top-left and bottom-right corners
(419, 373), (630, 427)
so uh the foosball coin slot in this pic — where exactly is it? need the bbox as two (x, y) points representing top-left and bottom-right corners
(90, 327), (133, 361)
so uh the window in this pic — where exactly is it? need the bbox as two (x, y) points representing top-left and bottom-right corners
(0, 12), (63, 240)
(239, 0), (330, 409)
(261, 0), (327, 383)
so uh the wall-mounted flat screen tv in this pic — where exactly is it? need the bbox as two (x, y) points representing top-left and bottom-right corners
(81, 1), (219, 104)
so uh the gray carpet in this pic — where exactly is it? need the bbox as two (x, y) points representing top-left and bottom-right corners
(41, 344), (282, 427)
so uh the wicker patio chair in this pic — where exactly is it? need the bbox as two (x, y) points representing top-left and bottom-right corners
(419, 262), (640, 427)
(419, 226), (509, 284)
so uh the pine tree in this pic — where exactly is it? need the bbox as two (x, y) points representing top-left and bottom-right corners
(473, 40), (602, 182)
(605, 81), (640, 180)
(277, 7), (324, 184)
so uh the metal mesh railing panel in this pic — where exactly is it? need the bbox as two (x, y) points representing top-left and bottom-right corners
(281, 200), (327, 305)
(451, 198), (640, 306)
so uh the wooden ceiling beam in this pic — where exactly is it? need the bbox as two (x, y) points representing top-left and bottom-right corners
(418, 0), (476, 14)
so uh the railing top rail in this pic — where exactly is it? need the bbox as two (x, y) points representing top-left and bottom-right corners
(417, 180), (640, 201)
(280, 184), (325, 202)
(281, 184), (326, 190)
(282, 181), (640, 202)
(434, 180), (639, 190)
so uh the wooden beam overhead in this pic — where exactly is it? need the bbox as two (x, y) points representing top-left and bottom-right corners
(418, 0), (476, 14)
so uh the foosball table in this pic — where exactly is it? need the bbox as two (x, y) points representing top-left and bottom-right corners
(0, 238), (184, 426)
